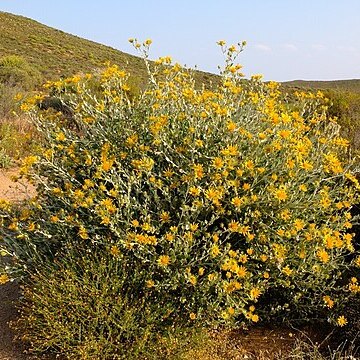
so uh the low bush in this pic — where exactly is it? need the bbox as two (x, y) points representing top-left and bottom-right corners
(0, 55), (41, 90)
(15, 245), (207, 359)
(0, 116), (39, 162)
(0, 40), (359, 357)
(324, 89), (360, 158)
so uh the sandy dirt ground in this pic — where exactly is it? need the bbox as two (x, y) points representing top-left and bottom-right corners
(0, 169), (36, 203)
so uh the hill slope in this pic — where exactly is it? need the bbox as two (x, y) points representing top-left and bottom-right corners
(282, 79), (360, 93)
(0, 12), (359, 93)
(0, 11), (216, 85)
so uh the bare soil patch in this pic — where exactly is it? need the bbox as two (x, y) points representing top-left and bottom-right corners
(0, 282), (27, 360)
(0, 168), (36, 203)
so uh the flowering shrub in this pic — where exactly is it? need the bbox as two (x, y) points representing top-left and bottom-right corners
(1, 40), (360, 355)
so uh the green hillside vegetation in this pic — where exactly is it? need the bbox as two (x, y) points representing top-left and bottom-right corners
(283, 79), (360, 93)
(0, 12), (144, 83)
(0, 11), (217, 86)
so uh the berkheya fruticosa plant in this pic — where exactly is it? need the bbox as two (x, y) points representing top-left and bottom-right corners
(1, 39), (359, 328)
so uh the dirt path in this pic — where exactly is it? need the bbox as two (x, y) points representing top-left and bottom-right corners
(0, 168), (35, 360)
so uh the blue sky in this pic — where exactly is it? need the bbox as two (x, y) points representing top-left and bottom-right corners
(1, 0), (359, 81)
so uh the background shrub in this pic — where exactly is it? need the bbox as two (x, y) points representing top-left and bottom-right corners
(1, 41), (359, 357)
(324, 89), (360, 159)
(0, 55), (41, 91)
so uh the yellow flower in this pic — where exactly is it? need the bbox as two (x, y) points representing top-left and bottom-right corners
(165, 233), (175, 242)
(337, 315), (348, 327)
(0, 274), (10, 285)
(99, 198), (117, 214)
(227, 121), (237, 132)
(205, 187), (223, 204)
(50, 215), (59, 223)
(163, 168), (174, 178)
(146, 279), (155, 288)
(231, 197), (243, 208)
(228, 220), (240, 232)
(236, 168), (244, 177)
(188, 274), (197, 286)
(280, 209), (291, 221)
(131, 219), (140, 227)
(228, 250), (237, 258)
(293, 219), (305, 232)
(160, 211), (171, 223)
(189, 186), (200, 196)
(125, 134), (138, 148)
(299, 184), (307, 192)
(260, 254), (268, 262)
(78, 226), (89, 240)
(228, 307), (235, 315)
(275, 187), (287, 201)
(101, 158), (114, 172)
(244, 160), (254, 170)
(157, 255), (171, 267)
(208, 273), (217, 282)
(110, 245), (120, 257)
(250, 287), (261, 300)
(212, 157), (224, 169)
(277, 229), (285, 237)
(101, 216), (110, 225)
(258, 132), (267, 140)
(317, 249), (329, 263)
(301, 161), (313, 171)
(282, 266), (293, 276)
(210, 244), (220, 257)
(251, 314), (259, 322)
(221, 145), (238, 156)
(144, 38), (152, 46)
(189, 312), (197, 320)
(223, 280), (241, 293)
(236, 266), (247, 278)
(278, 129), (291, 139)
(56, 132), (66, 142)
(323, 295), (334, 308)
(27, 222), (36, 232)
(354, 256), (360, 267)
(193, 163), (204, 180)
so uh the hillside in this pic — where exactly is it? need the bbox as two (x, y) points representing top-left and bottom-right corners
(282, 79), (360, 93)
(0, 11), (216, 86)
(2, 11), (360, 93)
